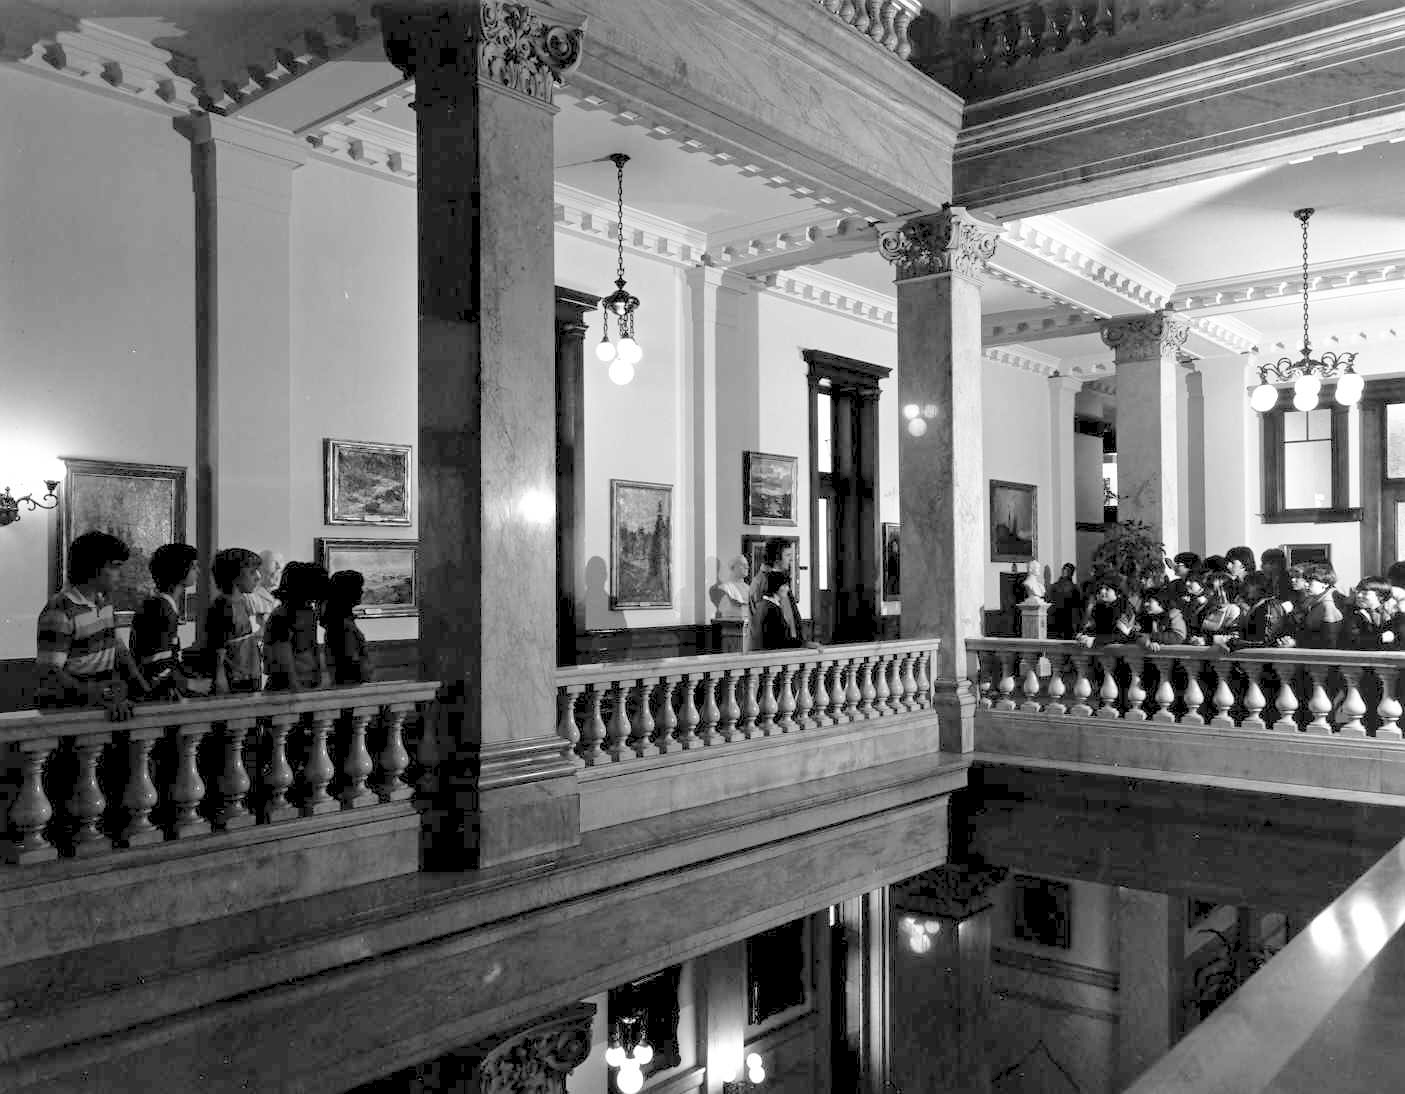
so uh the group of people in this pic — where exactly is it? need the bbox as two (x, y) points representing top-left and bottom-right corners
(712, 538), (820, 651)
(36, 530), (375, 721)
(1045, 546), (1405, 653)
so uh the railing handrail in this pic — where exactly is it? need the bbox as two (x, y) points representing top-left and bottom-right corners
(556, 636), (939, 688)
(967, 636), (1405, 668)
(0, 679), (442, 745)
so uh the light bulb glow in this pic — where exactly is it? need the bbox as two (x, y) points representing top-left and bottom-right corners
(746, 1053), (762, 1070)
(907, 418), (928, 438)
(1250, 383), (1279, 413)
(923, 920), (941, 934)
(1295, 373), (1321, 399)
(616, 337), (642, 365)
(1336, 371), (1364, 405)
(749, 1066), (766, 1084)
(633, 1042), (653, 1066)
(902, 403), (920, 420)
(1293, 389), (1318, 412)
(605, 1044), (625, 1069)
(595, 339), (617, 363)
(617, 1064), (644, 1094)
(608, 358), (636, 386)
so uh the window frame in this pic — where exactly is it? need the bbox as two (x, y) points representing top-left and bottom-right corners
(1260, 388), (1358, 524)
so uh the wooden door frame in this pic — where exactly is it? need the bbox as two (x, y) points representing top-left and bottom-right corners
(1358, 378), (1405, 578)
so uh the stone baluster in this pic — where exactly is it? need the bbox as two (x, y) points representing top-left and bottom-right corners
(893, 5), (914, 59)
(845, 657), (863, 720)
(1095, 1), (1115, 38)
(757, 665), (779, 736)
(66, 732), (113, 856)
(1070, 653), (1094, 717)
(851, 0), (871, 33)
(340, 708), (380, 808)
(416, 702), (441, 797)
(677, 675), (702, 749)
(5, 737), (58, 863)
(838, 0), (856, 24)
(796, 661), (815, 729)
(119, 727), (165, 848)
(969, 17), (991, 70)
(995, 11), (1017, 64)
(301, 710), (339, 816)
(1304, 669), (1333, 735)
(884, 652), (902, 714)
(973, 650), (994, 709)
(813, 660), (835, 727)
(1013, 6), (1038, 61)
(858, 657), (876, 719)
(263, 713), (299, 822)
(580, 684), (607, 765)
(1179, 659), (1205, 726)
(1121, 0), (1141, 29)
(1209, 664), (1236, 729)
(698, 673), (721, 746)
(1069, 3), (1094, 44)
(718, 670), (741, 741)
(901, 651), (919, 711)
(171, 722), (212, 838)
(873, 652), (892, 715)
(213, 719), (256, 831)
(1039, 0), (1064, 52)
(376, 705), (415, 802)
(738, 667), (760, 739)
(995, 653), (1018, 711)
(1241, 668), (1268, 731)
(915, 649), (932, 708)
(867, 0), (887, 43)
(630, 679), (659, 756)
(654, 676), (680, 752)
(606, 680), (632, 762)
(1338, 667), (1368, 738)
(777, 664), (798, 733)
(1020, 655), (1043, 713)
(1124, 654), (1147, 721)
(1377, 666), (1403, 742)
(556, 685), (582, 762)
(1045, 653), (1068, 715)
(1149, 656), (1176, 723)
(1096, 655), (1121, 719)
(1273, 673), (1301, 733)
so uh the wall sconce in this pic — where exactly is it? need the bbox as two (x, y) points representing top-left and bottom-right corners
(719, 1051), (766, 1093)
(605, 1016), (653, 1094)
(0, 481), (59, 528)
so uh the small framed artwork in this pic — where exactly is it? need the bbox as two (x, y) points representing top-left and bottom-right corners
(324, 439), (412, 526)
(990, 479), (1038, 563)
(315, 538), (418, 617)
(1283, 543), (1331, 568)
(61, 458), (187, 623)
(742, 534), (799, 593)
(747, 917), (811, 1028)
(882, 522), (900, 602)
(743, 451), (799, 526)
(1012, 874), (1071, 950)
(610, 480), (673, 609)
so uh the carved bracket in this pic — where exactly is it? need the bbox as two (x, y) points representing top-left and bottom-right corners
(475, 1002), (596, 1094)
(894, 862), (1010, 922)
(879, 205), (1001, 282)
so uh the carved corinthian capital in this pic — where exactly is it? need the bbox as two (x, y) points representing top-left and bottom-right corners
(379, 0), (585, 106)
(476, 1003), (595, 1094)
(878, 205), (1001, 283)
(893, 862), (1010, 922)
(1100, 310), (1191, 364)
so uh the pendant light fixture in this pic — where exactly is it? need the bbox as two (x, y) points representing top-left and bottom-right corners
(604, 1015), (652, 1093)
(1249, 208), (1363, 414)
(594, 152), (643, 386)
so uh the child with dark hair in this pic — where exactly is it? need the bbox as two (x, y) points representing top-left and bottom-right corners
(130, 542), (199, 700)
(208, 547), (263, 694)
(1190, 571), (1242, 647)
(1260, 548), (1289, 600)
(1202, 555), (1227, 577)
(322, 569), (373, 685)
(1347, 577), (1396, 650)
(1076, 575), (1135, 647)
(1229, 572), (1287, 650)
(1168, 552), (1201, 608)
(1179, 571), (1210, 636)
(1224, 546), (1256, 601)
(1296, 561), (1344, 649)
(264, 561), (329, 691)
(1133, 587), (1187, 652)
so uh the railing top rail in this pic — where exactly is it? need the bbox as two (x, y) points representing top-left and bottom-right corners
(966, 636), (1405, 668)
(556, 636), (938, 686)
(0, 678), (442, 745)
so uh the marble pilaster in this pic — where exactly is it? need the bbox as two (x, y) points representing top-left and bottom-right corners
(557, 287), (597, 666)
(1100, 310), (1190, 548)
(1116, 887), (1185, 1089)
(381, 1), (585, 867)
(1183, 362), (1206, 556)
(1048, 374), (1082, 572)
(882, 206), (1001, 752)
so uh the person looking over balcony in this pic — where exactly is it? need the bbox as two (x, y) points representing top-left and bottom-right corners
(1048, 563), (1083, 639)
(1347, 577), (1395, 650)
(1133, 586), (1187, 652)
(208, 548), (264, 695)
(1076, 576), (1135, 647)
(1167, 552), (1201, 611)
(323, 569), (373, 685)
(264, 561), (330, 692)
(1295, 562), (1344, 649)
(1260, 548), (1289, 600)
(749, 537), (818, 649)
(1228, 572), (1287, 651)
(1189, 571), (1241, 648)
(755, 570), (806, 651)
(1224, 546), (1256, 601)
(130, 542), (199, 701)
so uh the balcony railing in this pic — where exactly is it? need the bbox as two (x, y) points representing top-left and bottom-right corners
(1, 680), (439, 866)
(557, 638), (936, 765)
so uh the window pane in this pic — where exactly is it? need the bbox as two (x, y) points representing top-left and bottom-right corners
(816, 498), (830, 591)
(1387, 404), (1405, 479)
(1283, 439), (1333, 509)
(1307, 408), (1332, 441)
(816, 391), (832, 475)
(1283, 410), (1308, 442)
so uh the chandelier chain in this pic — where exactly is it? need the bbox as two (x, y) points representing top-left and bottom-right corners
(1300, 208), (1311, 358)
(615, 155), (626, 285)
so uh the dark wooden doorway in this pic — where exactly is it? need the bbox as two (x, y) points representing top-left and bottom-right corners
(1361, 378), (1405, 577)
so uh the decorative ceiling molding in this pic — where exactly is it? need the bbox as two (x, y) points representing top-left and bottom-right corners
(984, 344), (1061, 377)
(1175, 249), (1405, 313)
(307, 111), (416, 182)
(1266, 325), (1405, 352)
(1185, 313), (1260, 354)
(1003, 215), (1174, 311)
(985, 307), (1102, 347)
(19, 18), (200, 115)
(757, 267), (896, 328)
(555, 181), (708, 267)
(987, 263), (1110, 320)
(702, 213), (879, 275)
(1085, 377), (1118, 396)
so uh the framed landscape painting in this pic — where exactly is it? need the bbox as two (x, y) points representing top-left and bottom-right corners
(882, 522), (900, 602)
(611, 480), (672, 609)
(743, 451), (799, 526)
(324, 439), (412, 526)
(61, 458), (187, 623)
(990, 479), (1037, 563)
(315, 539), (418, 617)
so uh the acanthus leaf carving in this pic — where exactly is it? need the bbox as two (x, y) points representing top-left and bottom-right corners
(879, 205), (1001, 282)
(1100, 309), (1192, 362)
(477, 1003), (595, 1094)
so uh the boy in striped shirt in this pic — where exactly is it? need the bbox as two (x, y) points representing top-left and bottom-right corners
(36, 531), (149, 719)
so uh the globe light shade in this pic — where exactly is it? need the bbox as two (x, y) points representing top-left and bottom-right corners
(746, 1053), (763, 1071)
(923, 920), (941, 935)
(902, 403), (921, 420)
(1295, 373), (1322, 400)
(1293, 389), (1318, 412)
(633, 1042), (654, 1066)
(605, 1044), (625, 1069)
(1249, 383), (1279, 413)
(608, 358), (636, 386)
(617, 1065), (644, 1094)
(616, 337), (643, 365)
(907, 417), (928, 438)
(1336, 370), (1365, 406)
(749, 1066), (767, 1085)
(595, 339), (617, 363)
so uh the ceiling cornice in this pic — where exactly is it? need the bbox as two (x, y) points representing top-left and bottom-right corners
(984, 308), (1102, 347)
(758, 266), (896, 328)
(984, 344), (1062, 378)
(1003, 216), (1174, 311)
(1175, 249), (1405, 314)
(702, 213), (878, 275)
(555, 181), (709, 267)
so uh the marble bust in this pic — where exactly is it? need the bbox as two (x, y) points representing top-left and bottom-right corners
(1019, 560), (1047, 605)
(712, 555), (751, 620)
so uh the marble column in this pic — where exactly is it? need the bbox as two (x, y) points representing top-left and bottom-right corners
(888, 863), (1009, 1094)
(1183, 361), (1207, 556)
(182, 115), (306, 634)
(1116, 887), (1185, 1089)
(381, 1), (585, 868)
(557, 287), (597, 667)
(1048, 374), (1082, 573)
(1100, 310), (1190, 547)
(881, 207), (1002, 752)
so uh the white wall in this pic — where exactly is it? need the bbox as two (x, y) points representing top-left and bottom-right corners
(983, 366), (1055, 607)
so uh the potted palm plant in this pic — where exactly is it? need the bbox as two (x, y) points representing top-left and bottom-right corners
(1090, 519), (1167, 591)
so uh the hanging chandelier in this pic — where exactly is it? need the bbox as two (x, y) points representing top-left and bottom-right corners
(595, 152), (643, 386)
(1250, 208), (1363, 414)
(604, 1015), (652, 1093)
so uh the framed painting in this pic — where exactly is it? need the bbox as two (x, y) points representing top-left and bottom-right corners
(315, 539), (418, 617)
(324, 439), (412, 526)
(882, 522), (900, 602)
(742, 534), (799, 593)
(607, 966), (683, 1091)
(60, 458), (187, 623)
(743, 451), (799, 526)
(1283, 543), (1331, 568)
(1012, 874), (1071, 950)
(990, 479), (1038, 563)
(610, 480), (673, 609)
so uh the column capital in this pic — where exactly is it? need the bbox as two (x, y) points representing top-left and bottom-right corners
(894, 862), (1010, 922)
(1100, 309), (1191, 365)
(878, 204), (1001, 283)
(475, 1002), (596, 1093)
(379, 0), (586, 108)
(1048, 372), (1084, 395)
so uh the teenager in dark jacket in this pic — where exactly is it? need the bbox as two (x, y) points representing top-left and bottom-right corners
(1229, 572), (1287, 650)
(1134, 587), (1187, 652)
(1295, 561), (1344, 649)
(1076, 576), (1136, 647)
(1347, 576), (1396, 650)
